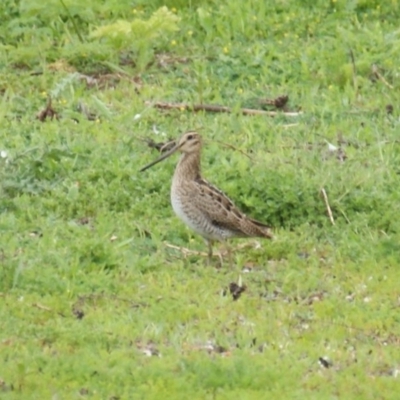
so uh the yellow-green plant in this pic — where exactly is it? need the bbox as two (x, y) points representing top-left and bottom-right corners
(91, 6), (180, 70)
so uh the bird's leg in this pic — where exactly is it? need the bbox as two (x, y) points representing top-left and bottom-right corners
(225, 242), (233, 269)
(206, 239), (222, 268)
(207, 239), (214, 265)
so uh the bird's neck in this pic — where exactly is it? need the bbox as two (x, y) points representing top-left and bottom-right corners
(175, 152), (202, 181)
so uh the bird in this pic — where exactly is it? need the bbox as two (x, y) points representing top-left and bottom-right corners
(140, 131), (273, 265)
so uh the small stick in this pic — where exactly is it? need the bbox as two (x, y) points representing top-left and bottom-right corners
(281, 123), (300, 129)
(212, 139), (254, 160)
(145, 101), (302, 117)
(320, 188), (335, 225)
(164, 242), (233, 259)
(371, 64), (394, 89)
(32, 303), (52, 311)
(164, 242), (208, 258)
(349, 48), (358, 91)
(164, 240), (262, 257)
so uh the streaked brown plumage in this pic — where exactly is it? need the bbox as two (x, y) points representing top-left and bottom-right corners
(140, 131), (273, 265)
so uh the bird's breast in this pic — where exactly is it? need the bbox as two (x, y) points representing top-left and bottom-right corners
(170, 184), (229, 241)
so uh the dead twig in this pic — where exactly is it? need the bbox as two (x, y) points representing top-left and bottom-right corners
(163, 242), (224, 265)
(371, 64), (394, 89)
(164, 242), (208, 258)
(212, 139), (254, 160)
(320, 188), (335, 225)
(349, 48), (358, 92)
(146, 101), (302, 117)
(164, 241), (262, 258)
(281, 123), (300, 129)
(32, 303), (52, 311)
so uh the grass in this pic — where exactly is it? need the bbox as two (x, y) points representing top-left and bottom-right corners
(1, 0), (400, 398)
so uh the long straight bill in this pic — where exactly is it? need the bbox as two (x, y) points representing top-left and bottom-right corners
(139, 143), (180, 172)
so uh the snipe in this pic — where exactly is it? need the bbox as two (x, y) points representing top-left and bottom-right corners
(140, 131), (273, 265)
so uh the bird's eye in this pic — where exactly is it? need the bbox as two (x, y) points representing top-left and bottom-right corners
(187, 134), (193, 140)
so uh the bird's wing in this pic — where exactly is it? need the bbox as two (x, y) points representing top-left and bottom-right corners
(190, 177), (272, 238)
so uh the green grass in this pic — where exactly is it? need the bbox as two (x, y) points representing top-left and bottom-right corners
(1, 0), (400, 398)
